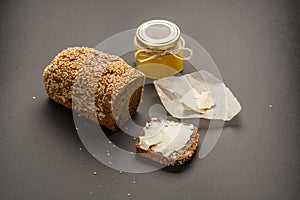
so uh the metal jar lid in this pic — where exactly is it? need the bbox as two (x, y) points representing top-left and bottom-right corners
(136, 19), (181, 50)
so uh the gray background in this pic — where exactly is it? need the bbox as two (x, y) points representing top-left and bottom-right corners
(1, 0), (299, 199)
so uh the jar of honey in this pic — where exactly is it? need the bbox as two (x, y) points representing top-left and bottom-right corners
(134, 19), (192, 79)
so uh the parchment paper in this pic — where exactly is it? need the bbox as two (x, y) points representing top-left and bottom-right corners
(153, 70), (242, 121)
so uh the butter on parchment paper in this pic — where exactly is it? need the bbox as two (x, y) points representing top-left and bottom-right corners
(153, 70), (241, 121)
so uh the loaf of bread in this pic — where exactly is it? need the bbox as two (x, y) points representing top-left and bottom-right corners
(135, 118), (199, 166)
(43, 47), (145, 131)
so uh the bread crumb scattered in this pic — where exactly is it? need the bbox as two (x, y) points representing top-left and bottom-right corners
(93, 171), (97, 175)
(32, 96), (36, 100)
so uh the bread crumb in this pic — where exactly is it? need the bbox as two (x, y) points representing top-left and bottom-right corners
(132, 180), (136, 184)
(32, 96), (36, 100)
(93, 171), (97, 175)
(269, 104), (272, 108)
(119, 170), (123, 174)
(128, 193), (131, 197)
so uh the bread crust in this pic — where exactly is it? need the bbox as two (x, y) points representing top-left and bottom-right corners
(135, 118), (199, 166)
(43, 47), (145, 131)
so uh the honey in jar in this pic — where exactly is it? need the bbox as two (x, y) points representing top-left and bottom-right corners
(134, 20), (192, 79)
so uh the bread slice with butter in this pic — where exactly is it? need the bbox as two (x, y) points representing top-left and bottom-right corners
(135, 118), (199, 166)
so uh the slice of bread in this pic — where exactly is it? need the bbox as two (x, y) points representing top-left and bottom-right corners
(135, 118), (199, 166)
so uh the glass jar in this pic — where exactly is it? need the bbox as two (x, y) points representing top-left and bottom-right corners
(134, 19), (192, 79)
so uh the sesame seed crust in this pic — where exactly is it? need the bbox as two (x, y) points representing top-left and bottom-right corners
(43, 47), (145, 131)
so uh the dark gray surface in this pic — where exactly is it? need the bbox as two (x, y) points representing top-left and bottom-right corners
(1, 0), (299, 199)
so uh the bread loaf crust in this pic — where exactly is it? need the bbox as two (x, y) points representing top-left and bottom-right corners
(43, 47), (145, 131)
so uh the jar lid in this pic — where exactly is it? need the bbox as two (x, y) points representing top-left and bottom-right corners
(136, 19), (181, 50)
